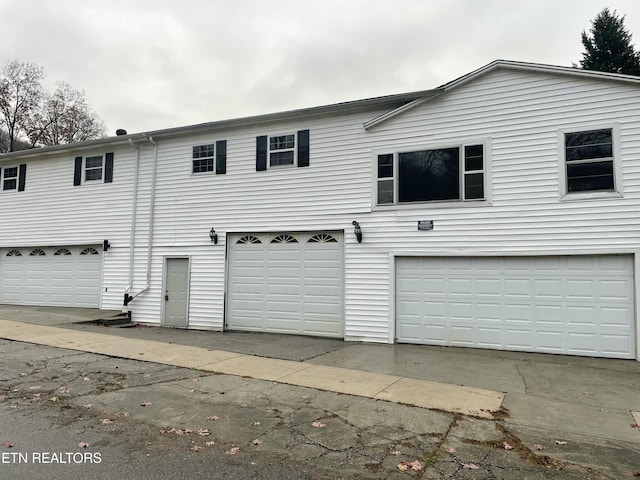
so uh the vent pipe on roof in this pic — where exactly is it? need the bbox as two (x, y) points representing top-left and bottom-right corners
(116, 129), (127, 136)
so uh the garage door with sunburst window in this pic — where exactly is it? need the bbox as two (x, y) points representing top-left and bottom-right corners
(0, 245), (102, 307)
(227, 231), (344, 337)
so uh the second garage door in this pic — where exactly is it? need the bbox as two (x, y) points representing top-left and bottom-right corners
(227, 231), (343, 337)
(0, 245), (103, 307)
(396, 255), (635, 359)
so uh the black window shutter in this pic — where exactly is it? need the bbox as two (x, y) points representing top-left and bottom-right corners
(216, 140), (227, 175)
(18, 164), (27, 191)
(74, 157), (83, 186)
(104, 152), (114, 183)
(297, 129), (310, 167)
(256, 135), (267, 171)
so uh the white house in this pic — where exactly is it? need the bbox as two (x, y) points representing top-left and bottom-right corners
(1, 60), (640, 360)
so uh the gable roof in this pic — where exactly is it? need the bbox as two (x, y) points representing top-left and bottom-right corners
(363, 59), (640, 130)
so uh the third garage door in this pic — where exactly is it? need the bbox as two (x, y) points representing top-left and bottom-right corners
(227, 232), (344, 337)
(395, 255), (635, 358)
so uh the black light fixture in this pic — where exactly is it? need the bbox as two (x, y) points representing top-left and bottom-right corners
(209, 227), (218, 245)
(352, 221), (362, 243)
(103, 240), (111, 251)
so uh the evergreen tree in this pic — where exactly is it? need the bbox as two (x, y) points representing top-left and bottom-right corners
(580, 8), (640, 75)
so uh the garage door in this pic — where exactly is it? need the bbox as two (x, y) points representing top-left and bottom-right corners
(0, 245), (102, 307)
(396, 256), (635, 359)
(227, 232), (343, 337)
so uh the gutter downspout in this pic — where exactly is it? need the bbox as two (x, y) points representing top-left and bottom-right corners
(124, 136), (158, 308)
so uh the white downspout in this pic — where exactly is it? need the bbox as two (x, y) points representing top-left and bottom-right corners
(125, 135), (158, 307)
(126, 139), (141, 293)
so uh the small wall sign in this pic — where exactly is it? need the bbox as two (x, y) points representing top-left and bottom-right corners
(417, 220), (434, 231)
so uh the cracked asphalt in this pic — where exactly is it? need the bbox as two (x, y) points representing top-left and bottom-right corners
(1, 338), (636, 479)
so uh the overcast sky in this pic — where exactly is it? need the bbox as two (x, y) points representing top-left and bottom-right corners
(1, 0), (639, 135)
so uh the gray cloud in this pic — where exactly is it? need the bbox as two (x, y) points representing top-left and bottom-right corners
(1, 0), (638, 134)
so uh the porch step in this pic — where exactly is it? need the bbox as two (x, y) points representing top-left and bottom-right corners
(97, 313), (136, 328)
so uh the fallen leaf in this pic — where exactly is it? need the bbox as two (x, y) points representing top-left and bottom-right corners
(299, 395), (310, 400)
(2, 442), (15, 448)
(49, 396), (58, 402)
(83, 377), (91, 381)
(311, 422), (326, 428)
(631, 424), (640, 429)
(78, 442), (89, 448)
(581, 391), (594, 396)
(240, 403), (248, 408)
(207, 416), (219, 421)
(628, 472), (640, 477)
(251, 421), (260, 426)
(19, 373), (26, 377)
(190, 445), (201, 452)
(100, 419), (113, 425)
(397, 460), (423, 471)
(463, 463), (481, 470)
(140, 401), (152, 407)
(197, 429), (210, 437)
(447, 446), (456, 453)
(533, 444), (544, 451)
(225, 447), (240, 455)
(57, 387), (69, 394)
(189, 389), (196, 394)
(29, 386), (41, 390)
(503, 441), (514, 450)
(252, 438), (263, 445)
(392, 450), (402, 456)
(114, 412), (129, 418)
(143, 374), (151, 378)
(205, 441), (215, 446)
(555, 440), (568, 446)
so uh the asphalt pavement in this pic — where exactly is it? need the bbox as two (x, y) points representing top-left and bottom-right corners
(0, 305), (639, 479)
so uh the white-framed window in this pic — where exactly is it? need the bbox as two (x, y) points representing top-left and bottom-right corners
(2, 166), (18, 191)
(85, 155), (103, 182)
(192, 144), (214, 174)
(558, 125), (622, 199)
(269, 134), (296, 167)
(74, 153), (113, 186)
(375, 142), (486, 205)
(191, 141), (226, 175)
(1, 164), (26, 192)
(256, 130), (309, 171)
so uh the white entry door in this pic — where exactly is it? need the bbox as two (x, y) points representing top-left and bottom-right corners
(396, 255), (635, 359)
(163, 257), (190, 328)
(227, 231), (344, 337)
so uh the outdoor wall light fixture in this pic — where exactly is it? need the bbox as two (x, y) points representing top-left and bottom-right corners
(209, 227), (218, 245)
(103, 240), (111, 252)
(352, 221), (362, 243)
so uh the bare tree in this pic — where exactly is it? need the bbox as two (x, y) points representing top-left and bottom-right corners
(0, 60), (44, 152)
(26, 81), (106, 147)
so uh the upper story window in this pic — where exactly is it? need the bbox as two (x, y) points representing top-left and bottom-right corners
(564, 128), (613, 192)
(74, 153), (113, 186)
(269, 135), (296, 167)
(85, 155), (103, 181)
(558, 125), (622, 200)
(256, 130), (310, 171)
(192, 141), (226, 175)
(376, 143), (485, 205)
(0, 164), (27, 192)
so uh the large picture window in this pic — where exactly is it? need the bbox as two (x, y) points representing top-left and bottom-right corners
(377, 143), (485, 205)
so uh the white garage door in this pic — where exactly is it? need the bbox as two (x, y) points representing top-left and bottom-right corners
(227, 232), (343, 337)
(0, 245), (102, 307)
(396, 256), (635, 359)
